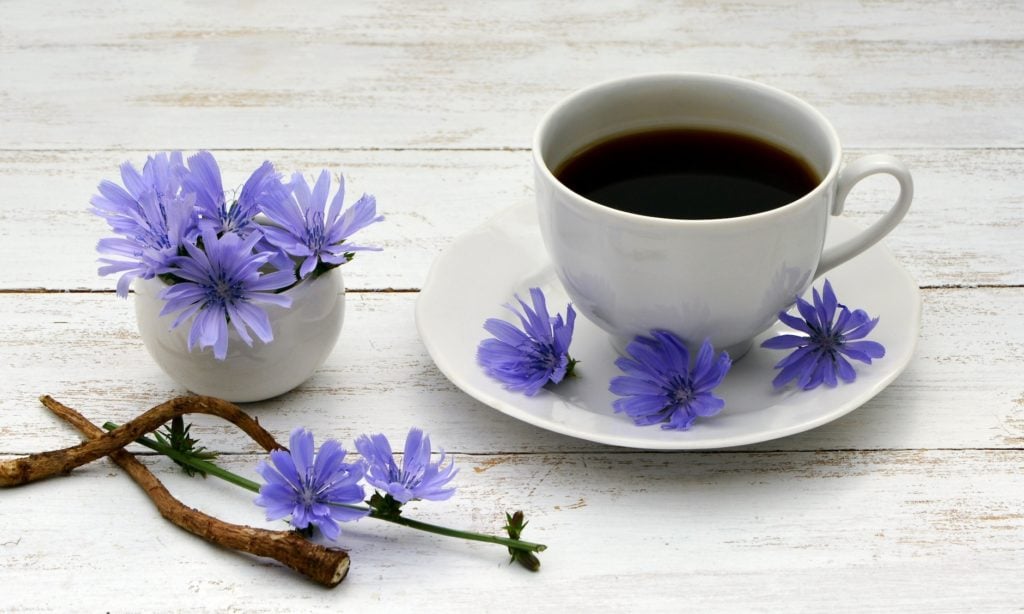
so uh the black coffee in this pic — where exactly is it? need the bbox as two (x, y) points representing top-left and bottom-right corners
(554, 128), (820, 220)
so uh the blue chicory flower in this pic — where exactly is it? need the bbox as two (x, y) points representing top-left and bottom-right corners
(477, 287), (577, 396)
(609, 332), (732, 431)
(183, 151), (285, 236)
(91, 152), (197, 296)
(761, 279), (885, 390)
(254, 428), (368, 541)
(354, 428), (457, 503)
(93, 154), (385, 360)
(158, 228), (297, 360)
(259, 170), (384, 279)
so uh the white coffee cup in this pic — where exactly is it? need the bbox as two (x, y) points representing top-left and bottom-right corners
(533, 73), (913, 357)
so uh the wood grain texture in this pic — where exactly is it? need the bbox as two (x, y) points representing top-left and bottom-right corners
(0, 288), (1020, 454)
(1, 1), (1021, 610)
(1, 1), (1023, 150)
(1, 450), (1022, 612)
(0, 147), (1022, 291)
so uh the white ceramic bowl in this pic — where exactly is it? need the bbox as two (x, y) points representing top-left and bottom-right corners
(133, 268), (345, 402)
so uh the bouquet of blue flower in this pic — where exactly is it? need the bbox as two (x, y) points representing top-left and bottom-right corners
(1, 395), (547, 587)
(91, 151), (383, 360)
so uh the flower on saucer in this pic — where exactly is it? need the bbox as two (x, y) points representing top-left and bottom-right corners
(159, 228), (297, 360)
(254, 428), (368, 541)
(761, 279), (885, 390)
(609, 332), (732, 431)
(260, 170), (384, 279)
(477, 287), (577, 396)
(355, 428), (457, 503)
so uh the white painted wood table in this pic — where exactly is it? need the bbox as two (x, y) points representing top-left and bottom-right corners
(2, 2), (1022, 611)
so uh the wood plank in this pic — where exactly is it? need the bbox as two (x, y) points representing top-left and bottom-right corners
(1, 148), (1021, 291)
(0, 288), (1020, 454)
(1, 1), (1022, 150)
(2, 449), (1022, 611)
(1, 3), (1019, 611)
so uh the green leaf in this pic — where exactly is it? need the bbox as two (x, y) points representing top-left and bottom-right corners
(503, 510), (541, 571)
(367, 492), (405, 519)
(158, 418), (218, 478)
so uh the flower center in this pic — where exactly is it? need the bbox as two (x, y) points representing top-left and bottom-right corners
(383, 455), (421, 490)
(298, 466), (326, 506)
(220, 203), (237, 231)
(153, 198), (173, 248)
(207, 273), (244, 306)
(305, 211), (326, 252)
(813, 330), (844, 354)
(519, 342), (559, 371)
(669, 376), (695, 405)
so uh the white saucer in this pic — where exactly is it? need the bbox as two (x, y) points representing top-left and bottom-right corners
(416, 202), (921, 450)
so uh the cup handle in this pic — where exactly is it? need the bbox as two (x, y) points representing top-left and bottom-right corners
(815, 154), (913, 277)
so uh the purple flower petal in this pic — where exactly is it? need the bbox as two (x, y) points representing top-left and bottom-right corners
(796, 295), (821, 332)
(231, 301), (275, 344)
(92, 152), (198, 293)
(656, 330), (691, 377)
(778, 310), (813, 335)
(155, 229), (295, 360)
(609, 376), (666, 396)
(760, 334), (810, 350)
(841, 313), (880, 341)
(693, 350), (732, 392)
(184, 151), (225, 218)
(798, 354), (827, 390)
(327, 194), (382, 244)
(613, 395), (673, 423)
(356, 428), (457, 503)
(821, 279), (839, 324)
(610, 331), (731, 431)
(773, 344), (818, 370)
(509, 288), (553, 344)
(820, 357), (838, 387)
(838, 340), (886, 362)
(624, 336), (674, 379)
(762, 279), (885, 390)
(289, 428), (315, 478)
(772, 351), (815, 389)
(254, 428), (366, 540)
(552, 305), (576, 356)
(258, 170), (383, 277)
(266, 449), (301, 490)
(689, 394), (726, 417)
(661, 409), (697, 431)
(483, 318), (532, 347)
(477, 287), (576, 396)
(835, 354), (858, 382)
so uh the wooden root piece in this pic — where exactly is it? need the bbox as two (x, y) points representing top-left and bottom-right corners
(37, 395), (350, 587)
(0, 395), (281, 487)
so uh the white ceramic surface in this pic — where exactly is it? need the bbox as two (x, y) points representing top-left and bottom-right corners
(533, 73), (913, 356)
(416, 202), (920, 450)
(134, 268), (345, 403)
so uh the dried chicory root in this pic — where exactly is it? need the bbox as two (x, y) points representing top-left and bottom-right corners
(4, 394), (548, 580)
(4, 395), (350, 587)
(0, 395), (280, 487)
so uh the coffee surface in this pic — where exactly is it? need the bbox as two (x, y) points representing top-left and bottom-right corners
(554, 128), (820, 220)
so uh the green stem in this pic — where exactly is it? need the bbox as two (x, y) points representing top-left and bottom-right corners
(103, 423), (546, 554)
(104, 422), (262, 492)
(366, 509), (546, 552)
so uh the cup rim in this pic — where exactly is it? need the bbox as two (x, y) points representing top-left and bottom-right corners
(532, 72), (844, 225)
